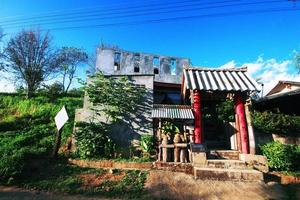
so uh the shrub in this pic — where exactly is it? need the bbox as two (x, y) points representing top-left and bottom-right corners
(260, 141), (300, 171)
(140, 135), (155, 155)
(252, 111), (300, 136)
(216, 99), (235, 122)
(74, 122), (116, 159)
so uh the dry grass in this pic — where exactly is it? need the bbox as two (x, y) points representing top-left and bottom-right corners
(79, 171), (126, 190)
(145, 170), (286, 200)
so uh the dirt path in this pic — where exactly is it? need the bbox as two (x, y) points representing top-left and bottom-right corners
(0, 186), (114, 200)
(1, 171), (299, 200)
(145, 170), (290, 200)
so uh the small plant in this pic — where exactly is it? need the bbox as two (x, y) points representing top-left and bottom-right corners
(74, 122), (116, 159)
(161, 121), (179, 139)
(216, 99), (234, 122)
(140, 135), (155, 156)
(260, 141), (300, 171)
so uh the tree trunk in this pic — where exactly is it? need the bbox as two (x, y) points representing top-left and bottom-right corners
(27, 85), (34, 98)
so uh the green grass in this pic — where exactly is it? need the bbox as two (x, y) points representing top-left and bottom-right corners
(0, 93), (150, 199)
(0, 94), (83, 183)
(18, 159), (149, 199)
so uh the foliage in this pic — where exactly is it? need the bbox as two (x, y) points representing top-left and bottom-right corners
(85, 72), (146, 122)
(260, 141), (300, 171)
(216, 99), (235, 122)
(140, 134), (155, 154)
(74, 122), (116, 159)
(56, 47), (88, 93)
(0, 124), (54, 182)
(38, 82), (64, 101)
(0, 30), (61, 98)
(161, 121), (179, 138)
(0, 94), (82, 183)
(252, 111), (300, 136)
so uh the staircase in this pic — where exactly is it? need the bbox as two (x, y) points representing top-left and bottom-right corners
(194, 150), (264, 182)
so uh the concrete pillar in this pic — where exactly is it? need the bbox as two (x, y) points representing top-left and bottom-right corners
(193, 90), (202, 144)
(234, 93), (249, 154)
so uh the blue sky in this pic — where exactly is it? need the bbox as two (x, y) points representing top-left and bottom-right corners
(0, 0), (300, 93)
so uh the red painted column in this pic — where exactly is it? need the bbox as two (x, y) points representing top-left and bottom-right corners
(234, 93), (249, 154)
(193, 90), (202, 144)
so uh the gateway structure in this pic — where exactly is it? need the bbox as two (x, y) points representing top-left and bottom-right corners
(76, 46), (261, 158)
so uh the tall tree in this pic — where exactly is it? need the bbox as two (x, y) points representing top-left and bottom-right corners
(56, 47), (87, 93)
(1, 30), (59, 98)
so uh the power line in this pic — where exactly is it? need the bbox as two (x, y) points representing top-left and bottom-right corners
(2, 0), (287, 29)
(0, 0), (232, 24)
(5, 6), (298, 34)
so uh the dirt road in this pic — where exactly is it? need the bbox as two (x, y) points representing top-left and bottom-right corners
(0, 186), (113, 200)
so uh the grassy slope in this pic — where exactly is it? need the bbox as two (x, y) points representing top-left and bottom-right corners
(0, 94), (149, 199)
(0, 94), (83, 182)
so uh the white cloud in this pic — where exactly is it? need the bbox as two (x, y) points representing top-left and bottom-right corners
(219, 60), (236, 69)
(0, 72), (15, 93)
(221, 56), (300, 96)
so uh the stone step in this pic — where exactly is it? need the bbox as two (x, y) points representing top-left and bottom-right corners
(208, 150), (240, 160)
(194, 167), (263, 182)
(207, 159), (250, 170)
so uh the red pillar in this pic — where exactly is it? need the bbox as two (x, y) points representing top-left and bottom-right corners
(234, 93), (249, 154)
(193, 90), (202, 144)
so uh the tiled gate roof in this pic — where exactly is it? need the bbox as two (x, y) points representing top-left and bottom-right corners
(183, 67), (261, 92)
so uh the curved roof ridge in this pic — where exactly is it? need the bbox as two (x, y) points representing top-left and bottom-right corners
(184, 66), (248, 72)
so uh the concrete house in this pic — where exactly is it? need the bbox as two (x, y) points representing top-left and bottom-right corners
(75, 46), (190, 146)
(75, 46), (267, 181)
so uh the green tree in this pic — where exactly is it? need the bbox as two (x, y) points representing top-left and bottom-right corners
(85, 72), (146, 122)
(0, 30), (59, 98)
(56, 47), (88, 94)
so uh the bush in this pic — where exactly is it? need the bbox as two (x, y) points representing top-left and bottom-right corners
(74, 122), (116, 159)
(140, 135), (155, 155)
(252, 111), (300, 136)
(216, 99), (235, 122)
(260, 141), (300, 171)
(0, 124), (53, 182)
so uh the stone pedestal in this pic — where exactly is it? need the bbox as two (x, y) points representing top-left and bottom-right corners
(191, 144), (207, 166)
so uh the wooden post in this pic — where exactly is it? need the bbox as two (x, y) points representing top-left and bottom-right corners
(173, 133), (181, 162)
(52, 129), (62, 158)
(193, 90), (203, 144)
(162, 135), (168, 162)
(245, 99), (256, 154)
(235, 114), (242, 152)
(234, 93), (249, 154)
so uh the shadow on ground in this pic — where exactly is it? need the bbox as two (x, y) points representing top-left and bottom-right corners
(145, 170), (300, 200)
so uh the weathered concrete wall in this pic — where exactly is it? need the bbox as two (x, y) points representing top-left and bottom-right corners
(76, 75), (154, 147)
(96, 47), (189, 84)
(76, 46), (189, 147)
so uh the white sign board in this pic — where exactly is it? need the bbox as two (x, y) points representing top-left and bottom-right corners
(55, 106), (69, 131)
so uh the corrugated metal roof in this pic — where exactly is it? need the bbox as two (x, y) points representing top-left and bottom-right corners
(183, 67), (261, 92)
(151, 104), (194, 119)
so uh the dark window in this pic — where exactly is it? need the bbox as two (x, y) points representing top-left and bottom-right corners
(134, 66), (140, 73)
(114, 52), (121, 71)
(154, 68), (159, 74)
(134, 54), (140, 73)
